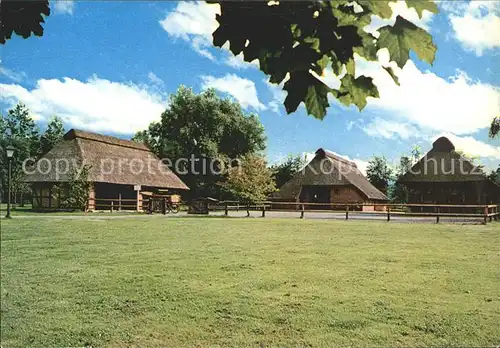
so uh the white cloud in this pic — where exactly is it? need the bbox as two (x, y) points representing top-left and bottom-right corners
(53, 0), (74, 15)
(364, 0), (434, 37)
(0, 76), (166, 134)
(363, 118), (420, 140)
(201, 74), (266, 111)
(355, 53), (500, 136)
(159, 2), (258, 69)
(300, 150), (369, 176)
(0, 60), (26, 83)
(435, 133), (500, 160)
(147, 72), (164, 86)
(445, 1), (500, 56)
(264, 79), (286, 114)
(159, 2), (219, 61)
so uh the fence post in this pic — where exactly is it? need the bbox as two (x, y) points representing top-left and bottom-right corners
(300, 204), (305, 219)
(237, 202), (239, 212)
(163, 198), (167, 215)
(225, 202), (228, 216)
(118, 193), (122, 212)
(436, 206), (440, 224)
(247, 203), (250, 217)
(483, 206), (488, 224)
(345, 205), (349, 220)
(111, 201), (114, 213)
(387, 206), (391, 222)
(262, 204), (266, 217)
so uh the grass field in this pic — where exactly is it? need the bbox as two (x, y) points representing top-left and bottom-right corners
(1, 217), (499, 347)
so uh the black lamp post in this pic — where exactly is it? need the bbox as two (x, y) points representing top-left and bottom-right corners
(5, 145), (15, 219)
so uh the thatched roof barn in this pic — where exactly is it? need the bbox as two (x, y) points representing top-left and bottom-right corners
(399, 136), (500, 205)
(26, 129), (188, 210)
(271, 148), (388, 210)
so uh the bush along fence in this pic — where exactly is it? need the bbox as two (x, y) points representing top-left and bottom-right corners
(211, 201), (500, 224)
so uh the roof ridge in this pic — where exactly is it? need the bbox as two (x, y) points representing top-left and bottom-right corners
(64, 129), (149, 152)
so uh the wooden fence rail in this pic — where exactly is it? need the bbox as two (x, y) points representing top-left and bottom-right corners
(211, 201), (500, 224)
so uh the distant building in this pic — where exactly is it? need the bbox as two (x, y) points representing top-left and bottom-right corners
(399, 137), (500, 205)
(25, 129), (189, 210)
(270, 148), (388, 210)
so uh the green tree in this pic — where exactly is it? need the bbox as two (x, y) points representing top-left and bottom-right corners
(134, 86), (266, 198)
(211, 1), (438, 119)
(0, 103), (40, 204)
(40, 116), (65, 156)
(489, 117), (499, 138)
(220, 154), (276, 202)
(0, 0), (50, 44)
(488, 165), (500, 185)
(58, 165), (91, 210)
(392, 147), (421, 203)
(270, 154), (306, 188)
(366, 156), (393, 196)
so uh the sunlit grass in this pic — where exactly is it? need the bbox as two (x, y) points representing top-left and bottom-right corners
(1, 217), (499, 347)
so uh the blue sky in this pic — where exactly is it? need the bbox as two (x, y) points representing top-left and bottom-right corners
(0, 0), (499, 173)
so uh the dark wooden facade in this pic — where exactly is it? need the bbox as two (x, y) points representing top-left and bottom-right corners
(271, 149), (388, 210)
(399, 137), (500, 208)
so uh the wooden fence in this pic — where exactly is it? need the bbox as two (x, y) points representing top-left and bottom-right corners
(88, 197), (141, 212)
(212, 201), (500, 224)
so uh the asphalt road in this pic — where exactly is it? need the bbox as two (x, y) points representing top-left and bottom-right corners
(1, 210), (492, 224)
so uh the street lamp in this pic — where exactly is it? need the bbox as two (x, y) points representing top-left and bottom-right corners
(5, 145), (15, 219)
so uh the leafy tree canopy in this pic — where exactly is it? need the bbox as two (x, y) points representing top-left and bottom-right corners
(134, 86), (267, 198)
(220, 154), (276, 202)
(40, 116), (65, 156)
(0, 0), (50, 44)
(488, 165), (500, 186)
(210, 0), (438, 119)
(489, 117), (499, 138)
(366, 155), (393, 196)
(0, 103), (41, 196)
(270, 154), (306, 189)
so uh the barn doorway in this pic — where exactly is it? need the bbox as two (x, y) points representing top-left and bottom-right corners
(299, 185), (331, 209)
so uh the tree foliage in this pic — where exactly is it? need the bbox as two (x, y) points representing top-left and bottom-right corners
(55, 165), (91, 210)
(366, 155), (393, 196)
(488, 165), (500, 186)
(0, 0), (50, 44)
(392, 147), (421, 203)
(134, 86), (266, 198)
(489, 117), (499, 138)
(220, 154), (276, 202)
(40, 116), (65, 156)
(210, 0), (438, 119)
(270, 155), (306, 188)
(0, 103), (41, 200)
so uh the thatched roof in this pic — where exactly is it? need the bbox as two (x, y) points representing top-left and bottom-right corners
(25, 129), (189, 190)
(271, 148), (388, 201)
(400, 137), (493, 183)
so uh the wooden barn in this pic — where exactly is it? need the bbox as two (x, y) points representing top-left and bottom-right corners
(399, 137), (500, 206)
(271, 148), (388, 210)
(25, 129), (189, 211)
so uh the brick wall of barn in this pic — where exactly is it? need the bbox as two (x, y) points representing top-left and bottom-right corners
(330, 185), (365, 203)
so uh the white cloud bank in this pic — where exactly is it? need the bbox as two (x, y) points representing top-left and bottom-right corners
(53, 0), (74, 15)
(159, 2), (220, 62)
(355, 51), (500, 136)
(0, 76), (166, 134)
(444, 1), (500, 56)
(201, 74), (266, 111)
(436, 133), (500, 160)
(364, 1), (434, 36)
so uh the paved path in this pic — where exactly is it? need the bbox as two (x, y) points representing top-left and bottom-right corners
(1, 210), (489, 224)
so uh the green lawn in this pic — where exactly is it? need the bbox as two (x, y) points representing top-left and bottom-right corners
(1, 217), (499, 347)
